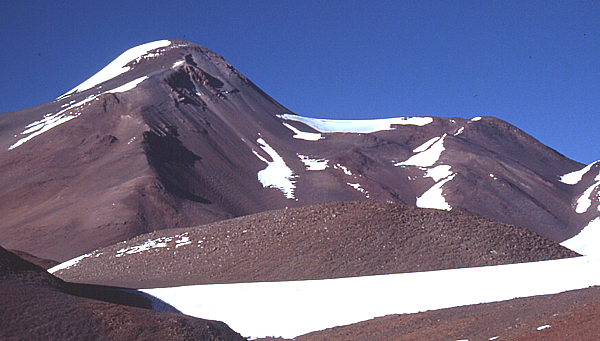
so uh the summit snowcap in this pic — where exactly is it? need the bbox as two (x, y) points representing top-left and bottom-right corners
(58, 40), (180, 98)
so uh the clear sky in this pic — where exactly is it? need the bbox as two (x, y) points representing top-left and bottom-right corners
(1, 1), (598, 164)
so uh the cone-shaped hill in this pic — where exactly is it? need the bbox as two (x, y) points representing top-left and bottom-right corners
(51, 201), (578, 289)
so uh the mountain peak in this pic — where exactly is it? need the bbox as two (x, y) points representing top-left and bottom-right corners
(0, 41), (596, 261)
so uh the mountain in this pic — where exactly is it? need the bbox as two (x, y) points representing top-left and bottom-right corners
(0, 246), (245, 341)
(0, 39), (597, 263)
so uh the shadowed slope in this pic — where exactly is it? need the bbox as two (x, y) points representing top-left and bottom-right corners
(0, 246), (245, 341)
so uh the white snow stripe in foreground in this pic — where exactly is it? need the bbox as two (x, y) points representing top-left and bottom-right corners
(141, 255), (600, 339)
(59, 40), (171, 97)
(278, 114), (432, 133)
(253, 138), (297, 199)
(560, 160), (600, 185)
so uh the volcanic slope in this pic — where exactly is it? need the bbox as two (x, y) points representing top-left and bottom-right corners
(0, 40), (596, 261)
(50, 201), (578, 289)
(0, 246), (244, 341)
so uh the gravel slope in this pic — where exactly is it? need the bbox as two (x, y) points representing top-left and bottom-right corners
(52, 201), (578, 288)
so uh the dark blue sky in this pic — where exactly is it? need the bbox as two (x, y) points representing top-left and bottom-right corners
(1, 1), (598, 164)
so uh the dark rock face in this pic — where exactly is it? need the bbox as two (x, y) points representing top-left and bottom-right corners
(0, 246), (246, 341)
(0, 40), (594, 261)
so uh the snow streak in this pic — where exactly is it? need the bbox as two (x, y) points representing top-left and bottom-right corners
(559, 160), (599, 185)
(417, 174), (456, 210)
(395, 134), (447, 168)
(9, 76), (150, 150)
(253, 138), (297, 199)
(298, 154), (329, 171)
(282, 122), (323, 141)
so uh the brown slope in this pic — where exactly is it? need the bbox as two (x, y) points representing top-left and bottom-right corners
(293, 285), (600, 341)
(0, 246), (246, 341)
(0, 41), (294, 261)
(51, 201), (578, 289)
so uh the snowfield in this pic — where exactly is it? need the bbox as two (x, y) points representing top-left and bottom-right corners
(141, 252), (600, 339)
(278, 114), (433, 133)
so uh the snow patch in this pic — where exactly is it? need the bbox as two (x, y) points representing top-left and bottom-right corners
(575, 182), (600, 213)
(416, 173), (456, 210)
(561, 217), (600, 256)
(298, 154), (329, 171)
(9, 74), (149, 150)
(105, 76), (148, 93)
(172, 60), (185, 68)
(347, 182), (370, 198)
(175, 234), (192, 248)
(114, 233), (191, 257)
(537, 325), (551, 331)
(253, 138), (297, 199)
(454, 126), (465, 136)
(395, 134), (447, 168)
(425, 165), (453, 182)
(282, 122), (323, 141)
(560, 161), (599, 185)
(471, 116), (482, 121)
(413, 136), (441, 153)
(59, 40), (171, 97)
(278, 114), (433, 134)
(9, 94), (100, 150)
(334, 164), (353, 176)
